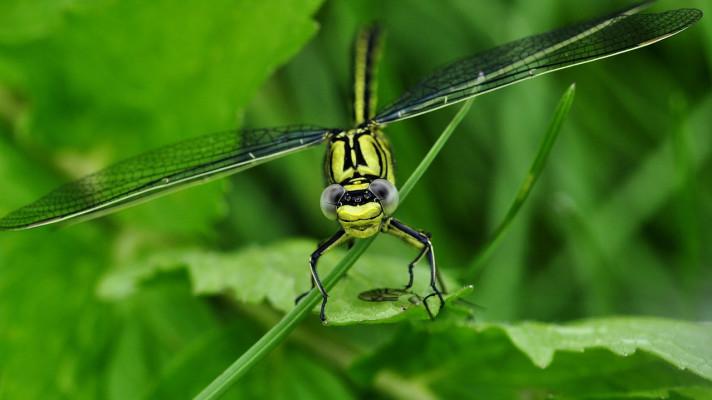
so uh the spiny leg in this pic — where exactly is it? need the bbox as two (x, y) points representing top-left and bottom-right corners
(295, 229), (347, 322)
(383, 218), (445, 318)
(405, 233), (448, 293)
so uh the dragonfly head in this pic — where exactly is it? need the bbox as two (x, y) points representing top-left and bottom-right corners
(320, 179), (399, 238)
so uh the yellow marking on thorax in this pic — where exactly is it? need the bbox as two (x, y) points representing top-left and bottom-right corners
(356, 134), (383, 177)
(328, 140), (352, 183)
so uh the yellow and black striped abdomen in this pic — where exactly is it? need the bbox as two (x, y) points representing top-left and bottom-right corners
(325, 127), (395, 186)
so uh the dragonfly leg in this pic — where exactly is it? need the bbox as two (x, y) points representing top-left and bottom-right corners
(404, 245), (428, 290)
(383, 218), (446, 318)
(295, 229), (347, 322)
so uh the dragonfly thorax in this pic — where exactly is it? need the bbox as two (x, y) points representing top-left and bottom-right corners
(325, 126), (395, 186)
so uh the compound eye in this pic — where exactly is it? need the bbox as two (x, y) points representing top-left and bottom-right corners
(369, 179), (399, 215)
(320, 184), (345, 220)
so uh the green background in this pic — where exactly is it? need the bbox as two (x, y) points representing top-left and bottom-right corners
(0, 0), (711, 399)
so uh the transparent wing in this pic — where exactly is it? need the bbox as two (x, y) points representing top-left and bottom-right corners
(0, 125), (331, 230)
(374, 4), (702, 124)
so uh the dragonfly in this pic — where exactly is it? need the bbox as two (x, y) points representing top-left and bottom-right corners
(0, 1), (702, 321)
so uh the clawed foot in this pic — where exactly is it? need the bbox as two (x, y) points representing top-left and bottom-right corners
(422, 291), (445, 320)
(319, 294), (328, 322)
(294, 289), (328, 323)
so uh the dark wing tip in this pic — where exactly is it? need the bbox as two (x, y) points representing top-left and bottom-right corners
(663, 8), (704, 36)
(684, 8), (704, 25)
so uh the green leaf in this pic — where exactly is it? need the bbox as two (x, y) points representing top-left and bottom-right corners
(99, 239), (472, 325)
(351, 318), (712, 399)
(1, 0), (324, 236)
(496, 318), (712, 376)
(102, 268), (356, 400)
(0, 225), (114, 399)
(1, 101), (117, 400)
(106, 273), (223, 400)
(149, 331), (357, 400)
(1, 1), (328, 398)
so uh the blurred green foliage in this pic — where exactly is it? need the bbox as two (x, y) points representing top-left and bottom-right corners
(1, 0), (711, 399)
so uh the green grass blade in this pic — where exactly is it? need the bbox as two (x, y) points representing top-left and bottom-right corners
(464, 84), (575, 281)
(194, 100), (474, 400)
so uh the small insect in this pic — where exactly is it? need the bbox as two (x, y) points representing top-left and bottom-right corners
(0, 2), (702, 321)
(358, 288), (423, 305)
